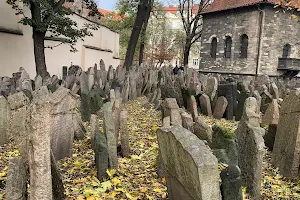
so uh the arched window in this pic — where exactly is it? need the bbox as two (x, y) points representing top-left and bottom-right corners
(240, 34), (248, 58)
(282, 44), (291, 58)
(210, 37), (217, 58)
(224, 36), (232, 58)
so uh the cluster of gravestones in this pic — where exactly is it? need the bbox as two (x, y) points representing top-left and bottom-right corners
(153, 70), (300, 199)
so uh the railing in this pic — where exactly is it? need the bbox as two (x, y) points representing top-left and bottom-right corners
(278, 58), (300, 71)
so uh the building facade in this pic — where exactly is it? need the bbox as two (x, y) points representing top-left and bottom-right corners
(0, 1), (120, 78)
(200, 0), (300, 77)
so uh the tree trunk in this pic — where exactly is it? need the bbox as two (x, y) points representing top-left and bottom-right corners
(33, 29), (48, 77)
(124, 0), (149, 71)
(138, 0), (152, 66)
(183, 38), (191, 66)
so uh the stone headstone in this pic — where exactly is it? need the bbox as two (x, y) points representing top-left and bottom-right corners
(181, 112), (194, 132)
(163, 98), (182, 126)
(262, 99), (280, 125)
(205, 77), (218, 100)
(163, 116), (171, 128)
(157, 125), (220, 200)
(102, 102), (118, 169)
(270, 82), (279, 100)
(120, 110), (130, 157)
(218, 82), (237, 120)
(213, 96), (228, 119)
(193, 116), (212, 144)
(236, 97), (265, 199)
(0, 96), (11, 146)
(199, 94), (212, 116)
(94, 131), (109, 180)
(252, 90), (262, 114)
(34, 75), (43, 89)
(220, 165), (243, 200)
(5, 157), (27, 200)
(189, 95), (199, 120)
(272, 89), (300, 178)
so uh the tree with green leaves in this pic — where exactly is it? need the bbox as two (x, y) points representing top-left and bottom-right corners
(178, 0), (209, 66)
(6, 0), (102, 77)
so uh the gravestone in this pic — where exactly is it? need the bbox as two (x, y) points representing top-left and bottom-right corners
(163, 116), (171, 128)
(0, 96), (11, 146)
(190, 95), (199, 120)
(252, 90), (262, 114)
(236, 84), (251, 121)
(270, 82), (279, 100)
(218, 82), (237, 120)
(157, 125), (220, 200)
(236, 97), (265, 200)
(205, 77), (218, 100)
(90, 114), (99, 147)
(80, 72), (91, 122)
(199, 94), (212, 116)
(163, 98), (182, 126)
(51, 87), (80, 161)
(220, 165), (243, 200)
(181, 112), (194, 132)
(120, 110), (130, 157)
(193, 116), (212, 144)
(5, 157), (27, 200)
(29, 92), (52, 199)
(102, 102), (118, 169)
(272, 89), (300, 178)
(262, 99), (279, 125)
(213, 96), (228, 119)
(94, 131), (109, 180)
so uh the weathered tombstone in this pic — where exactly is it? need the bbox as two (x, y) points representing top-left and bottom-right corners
(29, 89), (52, 199)
(190, 95), (199, 120)
(218, 82), (237, 120)
(0, 96), (11, 146)
(157, 125), (220, 200)
(102, 102), (118, 169)
(80, 72), (91, 122)
(272, 89), (300, 178)
(270, 82), (279, 100)
(73, 114), (86, 140)
(181, 112), (194, 132)
(213, 96), (228, 119)
(220, 165), (243, 200)
(262, 99), (280, 125)
(163, 116), (171, 128)
(90, 114), (99, 147)
(34, 75), (43, 89)
(94, 131), (109, 180)
(199, 94), (212, 116)
(120, 110), (130, 157)
(62, 66), (68, 80)
(205, 77), (218, 101)
(163, 98), (182, 126)
(235, 84), (251, 121)
(51, 150), (66, 200)
(193, 116), (212, 144)
(8, 91), (31, 161)
(51, 87), (80, 161)
(252, 90), (262, 114)
(236, 97), (265, 199)
(5, 157), (27, 200)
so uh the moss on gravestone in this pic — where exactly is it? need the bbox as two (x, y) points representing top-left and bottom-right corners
(212, 125), (236, 139)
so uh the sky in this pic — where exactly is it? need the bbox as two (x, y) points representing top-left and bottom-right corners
(96, 0), (174, 11)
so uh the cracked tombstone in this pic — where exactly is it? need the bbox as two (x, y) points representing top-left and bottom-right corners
(236, 97), (265, 200)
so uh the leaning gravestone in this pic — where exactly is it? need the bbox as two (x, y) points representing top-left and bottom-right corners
(218, 82), (237, 120)
(163, 98), (182, 126)
(272, 89), (300, 178)
(199, 93), (212, 116)
(236, 97), (265, 200)
(102, 102), (118, 169)
(205, 77), (218, 101)
(181, 112), (194, 132)
(213, 96), (228, 119)
(193, 116), (213, 144)
(157, 125), (220, 200)
(0, 96), (11, 146)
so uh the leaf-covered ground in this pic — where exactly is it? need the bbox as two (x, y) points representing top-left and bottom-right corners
(1, 97), (300, 199)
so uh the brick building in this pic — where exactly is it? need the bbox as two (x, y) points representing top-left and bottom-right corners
(199, 0), (300, 77)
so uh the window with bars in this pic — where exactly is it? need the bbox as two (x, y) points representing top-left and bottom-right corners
(224, 36), (232, 58)
(282, 44), (291, 58)
(210, 37), (217, 58)
(240, 34), (248, 58)
(193, 59), (199, 66)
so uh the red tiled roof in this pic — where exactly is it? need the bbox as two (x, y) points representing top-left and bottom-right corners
(162, 4), (199, 15)
(97, 8), (124, 20)
(203, 0), (300, 14)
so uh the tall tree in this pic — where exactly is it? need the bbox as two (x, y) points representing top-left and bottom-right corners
(178, 0), (209, 66)
(123, 0), (153, 71)
(6, 0), (102, 77)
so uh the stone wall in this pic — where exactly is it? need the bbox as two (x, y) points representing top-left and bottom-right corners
(260, 5), (300, 75)
(200, 6), (260, 74)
